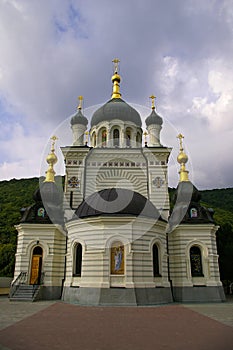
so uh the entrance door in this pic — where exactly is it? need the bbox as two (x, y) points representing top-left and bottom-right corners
(30, 246), (43, 285)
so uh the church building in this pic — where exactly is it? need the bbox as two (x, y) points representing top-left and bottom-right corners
(10, 59), (225, 305)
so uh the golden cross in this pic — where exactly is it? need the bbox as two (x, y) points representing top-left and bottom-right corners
(112, 58), (120, 73)
(78, 95), (83, 110)
(177, 133), (184, 151)
(50, 135), (58, 151)
(149, 95), (156, 109)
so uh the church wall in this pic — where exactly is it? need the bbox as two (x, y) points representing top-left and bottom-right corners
(143, 148), (171, 220)
(63, 217), (173, 305)
(13, 224), (66, 300)
(84, 148), (148, 198)
(168, 224), (225, 302)
(61, 147), (90, 212)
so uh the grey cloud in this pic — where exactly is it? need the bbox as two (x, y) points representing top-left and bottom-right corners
(0, 0), (233, 188)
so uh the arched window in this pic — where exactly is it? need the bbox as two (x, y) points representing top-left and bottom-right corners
(190, 246), (203, 277)
(102, 129), (107, 147)
(111, 242), (124, 275)
(153, 244), (161, 277)
(113, 129), (120, 147)
(126, 129), (131, 147)
(74, 243), (82, 276)
(136, 132), (141, 145)
(92, 132), (96, 147)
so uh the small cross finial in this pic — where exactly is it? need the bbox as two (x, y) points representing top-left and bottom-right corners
(177, 133), (184, 151)
(78, 96), (83, 110)
(51, 135), (58, 151)
(112, 58), (120, 73)
(149, 95), (156, 109)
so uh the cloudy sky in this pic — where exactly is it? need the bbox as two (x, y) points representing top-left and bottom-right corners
(0, 0), (232, 189)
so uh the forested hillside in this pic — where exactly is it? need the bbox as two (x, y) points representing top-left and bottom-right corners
(0, 178), (233, 289)
(0, 178), (39, 276)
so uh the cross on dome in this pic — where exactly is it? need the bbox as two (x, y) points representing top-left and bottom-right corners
(149, 95), (156, 110)
(112, 58), (120, 73)
(77, 96), (83, 110)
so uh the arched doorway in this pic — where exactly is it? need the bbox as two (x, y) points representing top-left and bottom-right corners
(30, 246), (43, 285)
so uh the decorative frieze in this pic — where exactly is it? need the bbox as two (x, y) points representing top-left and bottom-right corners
(65, 160), (168, 167)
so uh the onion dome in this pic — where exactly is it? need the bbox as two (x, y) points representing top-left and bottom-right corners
(172, 181), (201, 205)
(39, 181), (62, 207)
(91, 98), (142, 127)
(20, 181), (63, 225)
(71, 109), (88, 126)
(32, 181), (62, 207)
(145, 95), (163, 126)
(70, 96), (88, 126)
(91, 58), (142, 127)
(169, 180), (214, 227)
(145, 95), (163, 127)
(145, 109), (163, 126)
(74, 188), (161, 220)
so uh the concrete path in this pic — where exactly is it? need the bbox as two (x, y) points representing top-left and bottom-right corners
(0, 296), (232, 350)
(0, 296), (55, 331)
(184, 301), (233, 327)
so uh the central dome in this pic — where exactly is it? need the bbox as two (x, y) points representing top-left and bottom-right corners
(91, 98), (142, 127)
(74, 188), (160, 219)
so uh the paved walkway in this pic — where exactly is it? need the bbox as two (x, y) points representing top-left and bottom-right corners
(0, 296), (232, 350)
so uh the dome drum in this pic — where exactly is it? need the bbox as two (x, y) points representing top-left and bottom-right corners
(145, 109), (163, 147)
(70, 107), (88, 146)
(90, 122), (142, 148)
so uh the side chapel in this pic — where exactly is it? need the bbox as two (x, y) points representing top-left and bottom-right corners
(10, 59), (225, 305)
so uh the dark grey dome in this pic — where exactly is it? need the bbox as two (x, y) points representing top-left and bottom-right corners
(21, 182), (63, 225)
(91, 98), (142, 127)
(33, 182), (62, 205)
(71, 109), (88, 126)
(74, 188), (161, 219)
(168, 181), (214, 229)
(39, 182), (62, 206)
(173, 181), (201, 204)
(145, 109), (163, 127)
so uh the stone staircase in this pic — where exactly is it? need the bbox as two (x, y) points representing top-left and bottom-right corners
(10, 284), (40, 301)
(9, 272), (44, 302)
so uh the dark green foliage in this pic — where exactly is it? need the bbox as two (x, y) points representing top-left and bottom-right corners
(0, 177), (64, 277)
(0, 178), (39, 276)
(212, 207), (233, 291)
(201, 188), (233, 212)
(0, 243), (16, 277)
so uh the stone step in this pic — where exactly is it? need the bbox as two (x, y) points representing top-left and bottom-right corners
(10, 284), (40, 301)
